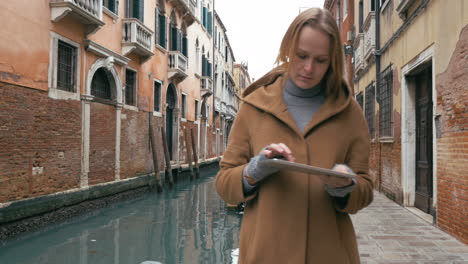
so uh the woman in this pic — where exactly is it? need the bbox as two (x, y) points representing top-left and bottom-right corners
(216, 8), (373, 264)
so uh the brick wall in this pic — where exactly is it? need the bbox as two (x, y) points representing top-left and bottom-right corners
(120, 110), (155, 180)
(435, 25), (468, 244)
(0, 82), (81, 203)
(89, 102), (116, 185)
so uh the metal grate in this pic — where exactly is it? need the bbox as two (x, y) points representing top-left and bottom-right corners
(379, 67), (393, 137)
(91, 68), (111, 99)
(365, 84), (375, 138)
(125, 69), (136, 106)
(57, 40), (76, 92)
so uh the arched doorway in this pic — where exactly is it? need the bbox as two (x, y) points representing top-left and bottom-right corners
(166, 83), (177, 160)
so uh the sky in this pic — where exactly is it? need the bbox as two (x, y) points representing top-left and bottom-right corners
(215, 0), (326, 81)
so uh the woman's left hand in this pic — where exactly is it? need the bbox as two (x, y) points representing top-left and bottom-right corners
(319, 164), (354, 188)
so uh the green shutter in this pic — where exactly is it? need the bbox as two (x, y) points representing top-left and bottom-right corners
(207, 11), (212, 36)
(160, 15), (166, 48)
(203, 7), (207, 28)
(182, 36), (188, 57)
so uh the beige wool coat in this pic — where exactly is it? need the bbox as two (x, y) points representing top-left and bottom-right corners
(216, 72), (374, 264)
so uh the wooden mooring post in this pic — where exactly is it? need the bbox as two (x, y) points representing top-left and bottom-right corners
(190, 128), (200, 178)
(161, 128), (174, 187)
(148, 114), (162, 192)
(183, 128), (195, 180)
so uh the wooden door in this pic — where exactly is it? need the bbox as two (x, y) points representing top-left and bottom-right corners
(414, 67), (433, 213)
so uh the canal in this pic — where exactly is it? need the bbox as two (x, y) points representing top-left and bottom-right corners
(0, 167), (242, 264)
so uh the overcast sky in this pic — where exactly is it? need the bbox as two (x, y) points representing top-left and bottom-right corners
(215, 0), (326, 81)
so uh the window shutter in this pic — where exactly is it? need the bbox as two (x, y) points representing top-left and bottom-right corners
(160, 15), (166, 48)
(171, 26), (177, 51)
(182, 36), (188, 57)
(202, 56), (206, 76)
(203, 7), (207, 28)
(155, 8), (159, 44)
(207, 11), (212, 35)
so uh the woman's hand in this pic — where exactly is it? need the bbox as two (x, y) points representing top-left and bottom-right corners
(244, 143), (296, 185)
(262, 143), (296, 162)
(319, 164), (354, 188)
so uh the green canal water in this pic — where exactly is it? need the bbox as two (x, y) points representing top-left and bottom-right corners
(0, 167), (242, 264)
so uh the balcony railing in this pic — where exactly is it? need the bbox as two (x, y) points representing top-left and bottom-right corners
(201, 77), (213, 97)
(363, 12), (376, 62)
(122, 18), (154, 59)
(168, 51), (188, 82)
(354, 33), (365, 75)
(50, 0), (104, 35)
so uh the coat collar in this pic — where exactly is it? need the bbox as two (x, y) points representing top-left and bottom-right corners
(242, 71), (353, 137)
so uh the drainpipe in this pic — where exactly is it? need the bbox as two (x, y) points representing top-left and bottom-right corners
(212, 0), (216, 135)
(375, 0), (382, 192)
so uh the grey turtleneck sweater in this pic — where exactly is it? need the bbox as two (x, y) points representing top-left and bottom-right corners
(282, 79), (325, 133)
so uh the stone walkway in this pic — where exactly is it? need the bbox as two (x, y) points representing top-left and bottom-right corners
(351, 191), (468, 264)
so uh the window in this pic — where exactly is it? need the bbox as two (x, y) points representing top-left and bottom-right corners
(91, 68), (112, 100)
(365, 84), (375, 139)
(379, 66), (393, 138)
(336, 7), (340, 29)
(154, 80), (161, 112)
(57, 40), (77, 92)
(371, 0), (375, 11)
(356, 92), (364, 109)
(126, 0), (144, 22)
(359, 1), (364, 33)
(49, 33), (80, 100)
(195, 100), (199, 119)
(155, 0), (166, 48)
(181, 94), (187, 119)
(125, 69), (137, 106)
(103, 0), (118, 14)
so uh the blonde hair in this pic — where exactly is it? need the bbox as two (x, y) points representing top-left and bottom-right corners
(275, 8), (345, 99)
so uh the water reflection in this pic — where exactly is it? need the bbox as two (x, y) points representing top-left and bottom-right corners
(0, 167), (242, 264)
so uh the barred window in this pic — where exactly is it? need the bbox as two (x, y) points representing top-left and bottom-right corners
(57, 40), (77, 92)
(91, 68), (111, 100)
(125, 69), (137, 106)
(365, 84), (375, 138)
(154, 81), (161, 112)
(356, 92), (364, 109)
(379, 66), (393, 137)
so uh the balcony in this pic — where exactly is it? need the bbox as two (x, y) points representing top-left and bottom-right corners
(201, 77), (213, 97)
(50, 0), (104, 35)
(353, 33), (365, 75)
(122, 18), (154, 60)
(214, 97), (221, 112)
(168, 0), (197, 26)
(363, 12), (376, 62)
(168, 51), (188, 82)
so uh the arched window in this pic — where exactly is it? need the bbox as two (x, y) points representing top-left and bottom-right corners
(91, 68), (112, 100)
(181, 22), (188, 57)
(195, 39), (200, 74)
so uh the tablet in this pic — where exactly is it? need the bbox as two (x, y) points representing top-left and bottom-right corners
(260, 158), (356, 179)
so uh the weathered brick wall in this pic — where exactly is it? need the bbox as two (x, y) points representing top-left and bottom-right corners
(89, 102), (116, 185)
(435, 25), (468, 244)
(371, 72), (404, 203)
(0, 82), (81, 203)
(120, 110), (155, 180)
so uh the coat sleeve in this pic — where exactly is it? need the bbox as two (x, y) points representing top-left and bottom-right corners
(335, 104), (374, 214)
(216, 103), (257, 205)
